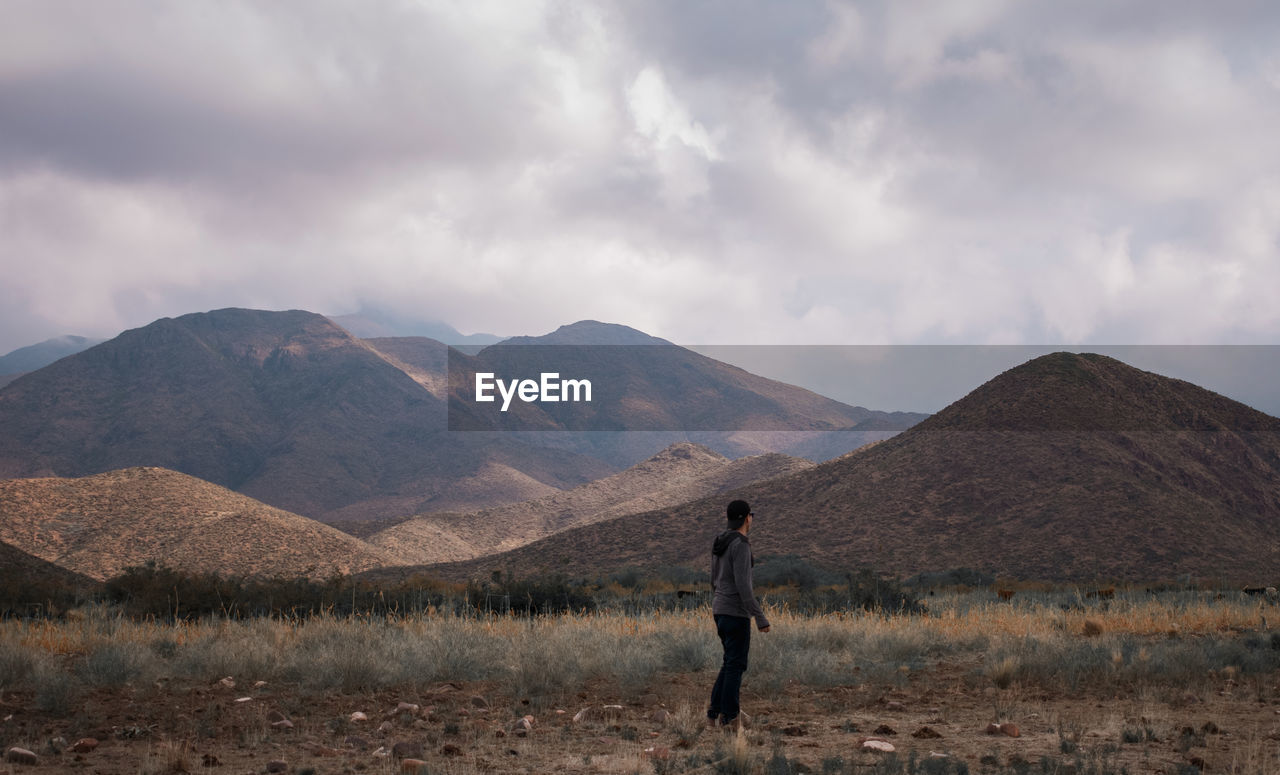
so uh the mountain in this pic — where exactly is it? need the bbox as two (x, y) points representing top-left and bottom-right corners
(329, 309), (502, 344)
(0, 334), (104, 376)
(367, 442), (814, 564)
(0, 467), (411, 580)
(497, 320), (672, 346)
(0, 540), (98, 592)
(449, 321), (925, 433)
(0, 309), (611, 520)
(0, 309), (920, 523)
(409, 353), (1280, 584)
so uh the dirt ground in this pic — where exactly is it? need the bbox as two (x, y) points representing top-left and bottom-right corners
(3, 653), (1278, 775)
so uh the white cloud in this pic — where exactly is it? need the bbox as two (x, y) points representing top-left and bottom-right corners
(1, 0), (1279, 354)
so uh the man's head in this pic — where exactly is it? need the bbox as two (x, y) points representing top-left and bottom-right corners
(727, 499), (752, 532)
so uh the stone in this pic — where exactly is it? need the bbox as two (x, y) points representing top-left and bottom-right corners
(1000, 723), (1021, 738)
(5, 747), (38, 765)
(271, 719), (294, 731)
(470, 695), (489, 709)
(350, 711), (369, 723)
(873, 724), (897, 735)
(345, 735), (371, 750)
(392, 741), (425, 759)
(862, 740), (895, 753)
(513, 715), (535, 731)
(234, 696), (253, 703)
(217, 676), (236, 689)
(254, 680), (268, 688)
(70, 738), (99, 754)
(378, 721), (395, 735)
(266, 760), (288, 773)
(401, 759), (429, 773)
(912, 727), (942, 739)
(639, 694), (660, 707)
(986, 723), (1003, 735)
(394, 702), (421, 716)
(651, 709), (671, 724)
(441, 743), (462, 756)
(1083, 619), (1104, 637)
(886, 701), (905, 711)
(572, 707), (591, 723)
(267, 710), (287, 723)
(643, 746), (671, 760)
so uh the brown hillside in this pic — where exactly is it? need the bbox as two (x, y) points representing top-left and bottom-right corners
(369, 442), (814, 564)
(0, 540), (97, 590)
(409, 353), (1280, 584)
(0, 467), (410, 581)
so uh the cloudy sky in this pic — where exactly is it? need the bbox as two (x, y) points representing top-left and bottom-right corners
(3, 1), (1280, 355)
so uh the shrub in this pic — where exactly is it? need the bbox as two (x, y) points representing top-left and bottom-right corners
(78, 641), (153, 687)
(33, 662), (78, 716)
(0, 641), (37, 690)
(660, 628), (716, 673)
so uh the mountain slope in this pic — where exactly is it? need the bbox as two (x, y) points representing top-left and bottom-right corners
(0, 467), (409, 580)
(0, 309), (611, 520)
(0, 310), (919, 522)
(413, 353), (1280, 583)
(368, 442), (814, 564)
(0, 540), (98, 590)
(452, 321), (918, 432)
(0, 335), (105, 375)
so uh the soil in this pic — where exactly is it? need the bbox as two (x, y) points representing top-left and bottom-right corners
(2, 655), (1278, 774)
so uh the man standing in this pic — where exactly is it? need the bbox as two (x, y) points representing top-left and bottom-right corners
(708, 499), (771, 730)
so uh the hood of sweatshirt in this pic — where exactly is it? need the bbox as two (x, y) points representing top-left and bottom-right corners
(712, 530), (746, 557)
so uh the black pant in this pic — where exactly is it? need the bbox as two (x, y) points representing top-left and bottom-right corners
(708, 614), (750, 722)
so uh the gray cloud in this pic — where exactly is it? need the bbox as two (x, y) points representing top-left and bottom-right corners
(1, 0), (1278, 371)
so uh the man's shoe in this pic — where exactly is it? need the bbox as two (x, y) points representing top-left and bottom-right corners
(706, 715), (722, 729)
(723, 711), (751, 731)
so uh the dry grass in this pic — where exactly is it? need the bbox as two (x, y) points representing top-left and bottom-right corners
(0, 592), (1276, 774)
(1, 591), (1273, 701)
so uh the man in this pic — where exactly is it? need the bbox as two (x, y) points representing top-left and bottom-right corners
(707, 499), (771, 730)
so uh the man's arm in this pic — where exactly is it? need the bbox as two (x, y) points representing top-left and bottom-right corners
(731, 541), (770, 631)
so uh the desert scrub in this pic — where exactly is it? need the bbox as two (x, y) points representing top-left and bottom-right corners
(982, 629), (1280, 694)
(390, 619), (506, 685)
(507, 625), (587, 703)
(173, 618), (285, 682)
(77, 639), (156, 687)
(660, 626), (718, 672)
(0, 639), (38, 690)
(32, 660), (79, 715)
(281, 617), (403, 692)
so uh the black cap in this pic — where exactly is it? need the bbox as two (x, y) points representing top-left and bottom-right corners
(727, 499), (751, 526)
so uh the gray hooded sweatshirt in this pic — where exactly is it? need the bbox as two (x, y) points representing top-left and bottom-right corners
(711, 530), (769, 630)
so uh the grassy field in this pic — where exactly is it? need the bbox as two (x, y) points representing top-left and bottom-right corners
(1, 588), (1277, 773)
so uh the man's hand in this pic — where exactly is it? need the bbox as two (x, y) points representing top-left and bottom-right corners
(759, 625), (771, 633)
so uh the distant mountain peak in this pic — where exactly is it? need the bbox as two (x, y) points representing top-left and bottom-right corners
(0, 334), (106, 376)
(643, 442), (727, 465)
(498, 321), (673, 347)
(917, 350), (1280, 432)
